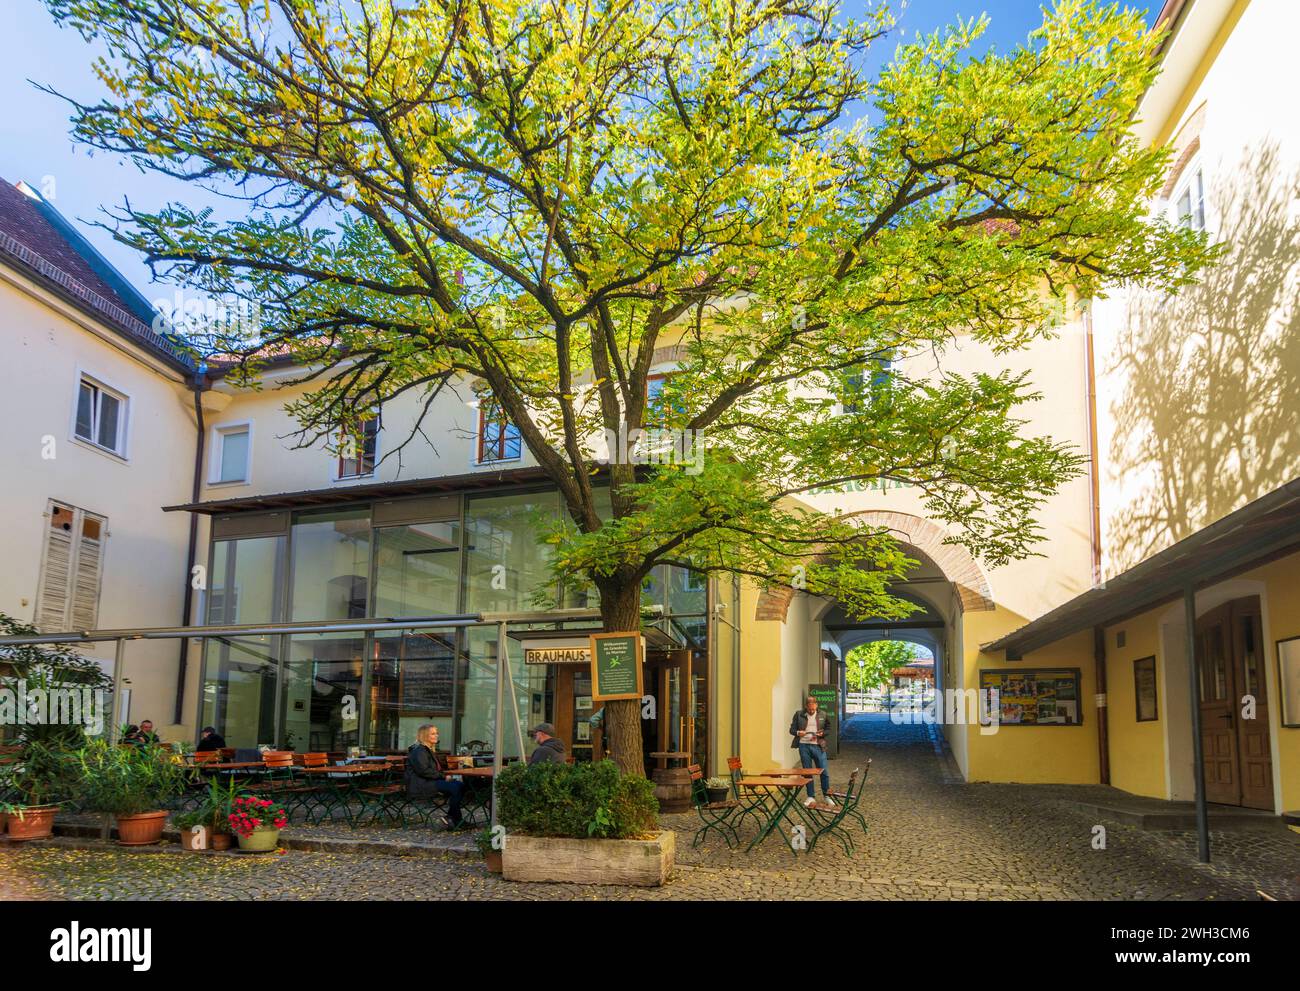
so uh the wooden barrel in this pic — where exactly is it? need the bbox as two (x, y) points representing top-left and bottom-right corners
(652, 767), (693, 814)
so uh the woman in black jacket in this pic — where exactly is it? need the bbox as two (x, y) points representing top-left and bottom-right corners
(405, 724), (464, 829)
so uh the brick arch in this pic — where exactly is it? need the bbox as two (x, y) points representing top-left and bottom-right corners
(753, 510), (995, 623)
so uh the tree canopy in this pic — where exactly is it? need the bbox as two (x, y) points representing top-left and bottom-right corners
(40, 0), (1215, 772)
(845, 639), (925, 693)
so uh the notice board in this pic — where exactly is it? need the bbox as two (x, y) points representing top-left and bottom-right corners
(978, 668), (1082, 726)
(589, 632), (645, 702)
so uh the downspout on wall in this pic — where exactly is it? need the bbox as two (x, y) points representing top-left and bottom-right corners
(1083, 301), (1110, 784)
(173, 366), (207, 727)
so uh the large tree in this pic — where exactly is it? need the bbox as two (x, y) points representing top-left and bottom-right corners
(41, 0), (1212, 774)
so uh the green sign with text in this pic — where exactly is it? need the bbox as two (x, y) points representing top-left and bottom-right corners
(590, 632), (645, 701)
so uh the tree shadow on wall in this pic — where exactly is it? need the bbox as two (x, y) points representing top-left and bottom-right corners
(1105, 141), (1300, 572)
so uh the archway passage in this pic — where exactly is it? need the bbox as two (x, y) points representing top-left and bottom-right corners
(754, 511), (994, 623)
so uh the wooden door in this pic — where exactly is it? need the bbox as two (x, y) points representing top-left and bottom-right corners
(1196, 603), (1239, 805)
(1230, 600), (1273, 809)
(1195, 597), (1274, 809)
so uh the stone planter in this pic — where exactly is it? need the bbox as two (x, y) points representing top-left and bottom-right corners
(503, 831), (674, 887)
(4, 805), (58, 841)
(236, 826), (281, 853)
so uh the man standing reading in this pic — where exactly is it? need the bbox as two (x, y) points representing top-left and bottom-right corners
(790, 696), (834, 807)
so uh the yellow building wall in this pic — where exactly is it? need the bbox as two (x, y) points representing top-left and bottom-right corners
(963, 615), (1099, 785)
(1101, 614), (1168, 800)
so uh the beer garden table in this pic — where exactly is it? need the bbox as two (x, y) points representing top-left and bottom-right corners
(442, 766), (494, 823)
(737, 775), (808, 854)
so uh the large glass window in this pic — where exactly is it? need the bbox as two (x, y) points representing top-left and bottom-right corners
(373, 520), (460, 617)
(366, 628), (458, 752)
(281, 632), (363, 753)
(464, 492), (557, 613)
(290, 508), (371, 621)
(201, 535), (285, 748)
(456, 625), (539, 758)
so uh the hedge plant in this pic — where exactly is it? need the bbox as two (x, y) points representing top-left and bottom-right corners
(495, 760), (658, 840)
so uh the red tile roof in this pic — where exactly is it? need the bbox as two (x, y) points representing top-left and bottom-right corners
(0, 180), (194, 371)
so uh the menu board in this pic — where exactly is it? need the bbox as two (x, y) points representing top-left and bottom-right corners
(400, 655), (455, 714)
(978, 668), (1081, 726)
(589, 632), (644, 702)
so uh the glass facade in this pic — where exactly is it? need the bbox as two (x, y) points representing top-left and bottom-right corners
(198, 485), (710, 763)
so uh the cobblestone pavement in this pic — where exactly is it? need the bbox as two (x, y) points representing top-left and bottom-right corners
(1, 715), (1295, 901)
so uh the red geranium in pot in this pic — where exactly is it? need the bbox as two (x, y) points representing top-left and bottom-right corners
(228, 795), (288, 852)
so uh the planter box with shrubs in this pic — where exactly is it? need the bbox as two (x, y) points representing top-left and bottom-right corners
(496, 759), (671, 886)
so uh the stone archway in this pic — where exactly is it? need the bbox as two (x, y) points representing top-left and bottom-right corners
(754, 510), (995, 622)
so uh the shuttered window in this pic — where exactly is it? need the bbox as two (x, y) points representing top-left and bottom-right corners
(35, 502), (106, 634)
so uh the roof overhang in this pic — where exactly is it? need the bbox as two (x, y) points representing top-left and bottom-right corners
(983, 477), (1300, 657)
(163, 465), (559, 515)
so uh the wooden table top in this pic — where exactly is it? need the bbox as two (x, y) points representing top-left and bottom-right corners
(759, 768), (824, 777)
(296, 764), (390, 774)
(738, 776), (805, 789)
(443, 767), (493, 777)
(195, 762), (265, 770)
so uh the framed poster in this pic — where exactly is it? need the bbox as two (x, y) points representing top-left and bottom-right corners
(1133, 656), (1158, 722)
(978, 668), (1082, 726)
(1278, 636), (1300, 728)
(589, 632), (645, 702)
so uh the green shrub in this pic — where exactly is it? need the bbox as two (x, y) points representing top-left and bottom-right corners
(73, 739), (190, 816)
(495, 759), (659, 839)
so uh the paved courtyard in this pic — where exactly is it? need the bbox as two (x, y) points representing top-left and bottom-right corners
(1, 715), (1296, 901)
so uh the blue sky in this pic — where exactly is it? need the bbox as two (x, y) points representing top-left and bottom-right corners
(1, 1), (1158, 302)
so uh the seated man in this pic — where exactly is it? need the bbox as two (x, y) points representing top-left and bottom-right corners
(198, 725), (227, 751)
(527, 723), (567, 765)
(405, 724), (464, 829)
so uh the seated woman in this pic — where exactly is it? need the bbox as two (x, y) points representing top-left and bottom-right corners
(405, 724), (464, 829)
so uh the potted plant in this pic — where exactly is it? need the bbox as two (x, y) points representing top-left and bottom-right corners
(75, 738), (189, 845)
(495, 760), (672, 886)
(474, 827), (503, 873)
(0, 614), (113, 840)
(0, 739), (79, 841)
(704, 776), (731, 804)
(227, 794), (288, 852)
(172, 777), (235, 851)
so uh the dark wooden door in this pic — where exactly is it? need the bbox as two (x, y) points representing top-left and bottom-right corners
(1195, 597), (1274, 809)
(1196, 603), (1239, 805)
(1229, 600), (1273, 809)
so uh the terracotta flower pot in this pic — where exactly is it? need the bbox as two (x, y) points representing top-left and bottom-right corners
(236, 826), (280, 852)
(484, 850), (503, 874)
(179, 825), (215, 851)
(5, 805), (58, 841)
(211, 832), (233, 851)
(116, 810), (169, 846)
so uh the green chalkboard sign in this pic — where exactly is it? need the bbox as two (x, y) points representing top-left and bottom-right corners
(589, 632), (645, 702)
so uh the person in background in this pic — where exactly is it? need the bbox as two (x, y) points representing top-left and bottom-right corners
(120, 724), (142, 745)
(136, 720), (160, 745)
(527, 723), (567, 765)
(789, 696), (834, 807)
(405, 724), (464, 829)
(198, 726), (227, 751)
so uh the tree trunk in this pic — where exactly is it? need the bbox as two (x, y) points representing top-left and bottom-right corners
(599, 579), (646, 778)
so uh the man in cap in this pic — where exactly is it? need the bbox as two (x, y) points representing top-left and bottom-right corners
(527, 722), (567, 765)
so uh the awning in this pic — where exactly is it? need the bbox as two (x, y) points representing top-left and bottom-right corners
(162, 465), (556, 515)
(984, 478), (1300, 657)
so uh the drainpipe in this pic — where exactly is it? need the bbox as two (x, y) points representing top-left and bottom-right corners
(173, 365), (207, 727)
(731, 575), (741, 757)
(1082, 300), (1103, 587)
(1094, 626), (1110, 785)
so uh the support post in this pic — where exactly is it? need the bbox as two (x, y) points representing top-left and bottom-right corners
(491, 620), (507, 829)
(1095, 626), (1110, 786)
(1184, 585), (1211, 863)
(109, 637), (126, 745)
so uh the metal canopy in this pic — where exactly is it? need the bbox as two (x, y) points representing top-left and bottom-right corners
(160, 466), (557, 515)
(983, 478), (1300, 656)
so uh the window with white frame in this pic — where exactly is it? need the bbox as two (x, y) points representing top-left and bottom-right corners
(1170, 163), (1207, 233)
(211, 422), (251, 484)
(337, 414), (379, 479)
(35, 501), (106, 634)
(74, 375), (128, 456)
